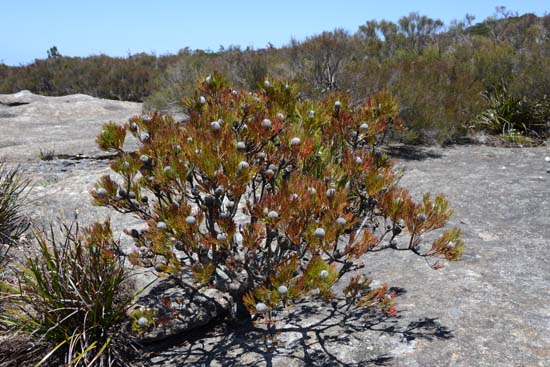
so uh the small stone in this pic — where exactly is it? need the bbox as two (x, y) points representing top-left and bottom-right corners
(231, 89), (238, 96)
(199, 96), (206, 104)
(334, 101), (341, 108)
(265, 169), (275, 178)
(360, 123), (369, 131)
(118, 188), (127, 197)
(163, 166), (172, 173)
(215, 186), (224, 195)
(257, 152), (266, 159)
(261, 118), (272, 128)
(217, 233), (228, 241)
(139, 155), (149, 163)
(255, 302), (268, 314)
(290, 137), (301, 146)
(264, 80), (271, 88)
(205, 75), (212, 84)
(308, 187), (317, 195)
(336, 217), (347, 226)
(314, 227), (326, 239)
(268, 210), (279, 219)
(355, 156), (363, 164)
(276, 113), (285, 120)
(157, 221), (168, 230)
(545, 156), (550, 163)
(417, 214), (426, 222)
(237, 141), (246, 150)
(96, 188), (107, 197)
(186, 216), (197, 225)
(309, 110), (315, 119)
(128, 191), (136, 199)
(319, 270), (329, 279)
(326, 188), (336, 198)
(278, 285), (288, 295)
(142, 196), (149, 203)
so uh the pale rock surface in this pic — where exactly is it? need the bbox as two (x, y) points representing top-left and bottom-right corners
(1, 91), (549, 366)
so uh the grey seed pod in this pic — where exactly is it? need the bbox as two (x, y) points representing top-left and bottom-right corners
(314, 227), (326, 239)
(255, 302), (267, 313)
(336, 217), (347, 226)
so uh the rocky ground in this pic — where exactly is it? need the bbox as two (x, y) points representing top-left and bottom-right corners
(1, 91), (549, 367)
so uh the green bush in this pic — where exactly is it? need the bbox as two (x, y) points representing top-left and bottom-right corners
(0, 220), (136, 366)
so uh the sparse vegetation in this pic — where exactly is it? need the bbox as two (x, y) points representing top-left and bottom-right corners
(39, 148), (56, 161)
(1, 9), (549, 143)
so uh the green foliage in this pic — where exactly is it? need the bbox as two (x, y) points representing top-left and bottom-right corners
(0, 220), (135, 366)
(96, 122), (127, 153)
(0, 163), (30, 267)
(471, 84), (550, 138)
(94, 77), (463, 324)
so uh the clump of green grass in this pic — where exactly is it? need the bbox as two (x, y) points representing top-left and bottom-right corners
(0, 220), (138, 367)
(471, 84), (550, 139)
(0, 163), (31, 267)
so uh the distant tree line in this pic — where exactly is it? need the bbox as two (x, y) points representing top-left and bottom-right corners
(1, 8), (549, 143)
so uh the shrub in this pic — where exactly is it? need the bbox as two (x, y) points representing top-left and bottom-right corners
(0, 220), (136, 366)
(93, 76), (463, 322)
(0, 163), (31, 268)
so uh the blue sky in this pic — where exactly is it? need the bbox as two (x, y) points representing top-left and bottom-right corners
(1, 0), (547, 66)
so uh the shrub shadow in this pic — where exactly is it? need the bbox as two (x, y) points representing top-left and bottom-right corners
(383, 145), (443, 161)
(140, 293), (453, 367)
